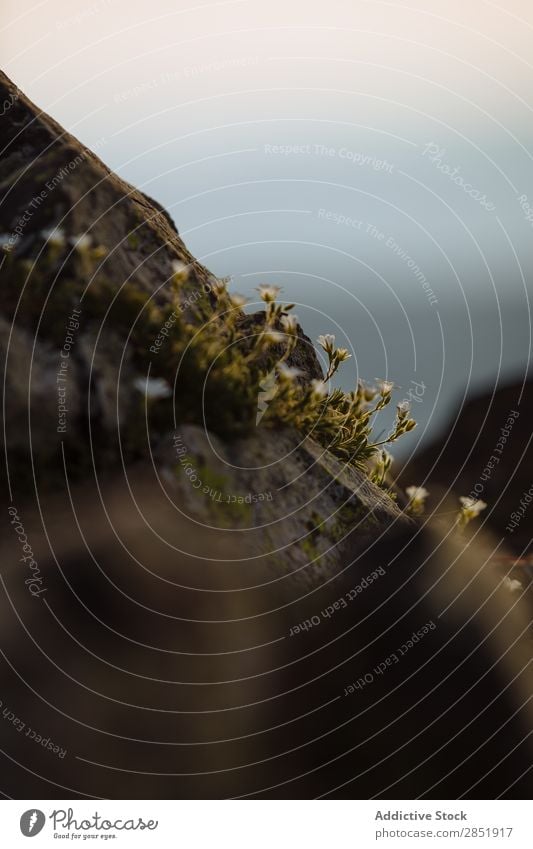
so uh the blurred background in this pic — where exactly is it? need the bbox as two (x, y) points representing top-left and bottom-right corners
(2, 0), (532, 459)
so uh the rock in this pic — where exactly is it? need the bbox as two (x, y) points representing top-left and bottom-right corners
(236, 310), (324, 385)
(0, 475), (531, 798)
(0, 71), (213, 305)
(158, 423), (406, 588)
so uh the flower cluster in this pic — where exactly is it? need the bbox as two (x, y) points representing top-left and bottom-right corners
(239, 294), (418, 468)
(244, 314), (417, 467)
(35, 260), (419, 480)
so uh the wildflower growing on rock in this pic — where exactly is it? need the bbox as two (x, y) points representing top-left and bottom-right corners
(317, 334), (336, 356)
(318, 334), (352, 381)
(258, 285), (281, 304)
(388, 401), (416, 440)
(133, 376), (172, 400)
(377, 379), (394, 396)
(171, 260), (189, 283)
(281, 314), (299, 336)
(370, 449), (394, 489)
(228, 293), (247, 310)
(405, 485), (429, 516)
(360, 381), (379, 403)
(42, 226), (65, 247)
(335, 348), (351, 364)
(70, 233), (92, 251)
(397, 400), (411, 419)
(256, 285), (293, 326)
(371, 380), (396, 412)
(134, 272), (418, 478)
(277, 364), (303, 382)
(310, 379), (329, 400)
(262, 330), (285, 346)
(502, 576), (523, 593)
(457, 496), (487, 529)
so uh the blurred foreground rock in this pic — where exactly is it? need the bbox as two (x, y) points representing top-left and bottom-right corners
(1, 473), (532, 798)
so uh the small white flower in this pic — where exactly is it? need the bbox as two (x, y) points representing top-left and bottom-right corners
(405, 484), (429, 516)
(397, 400), (410, 420)
(459, 496), (487, 516)
(335, 347), (352, 363)
(258, 369), (278, 394)
(281, 314), (299, 335)
(317, 334), (335, 354)
(70, 233), (92, 251)
(502, 576), (522, 593)
(258, 284), (281, 303)
(310, 379), (328, 399)
(406, 485), (429, 502)
(229, 293), (247, 309)
(211, 279), (227, 297)
(457, 496), (487, 529)
(263, 330), (285, 345)
(381, 449), (394, 467)
(133, 376), (172, 399)
(42, 226), (65, 247)
(277, 364), (303, 381)
(360, 381), (378, 402)
(256, 369), (279, 424)
(377, 379), (394, 395)
(171, 259), (189, 280)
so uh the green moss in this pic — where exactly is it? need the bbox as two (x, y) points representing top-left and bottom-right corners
(171, 458), (254, 528)
(310, 511), (325, 531)
(300, 535), (322, 562)
(327, 502), (379, 543)
(195, 463), (229, 494)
